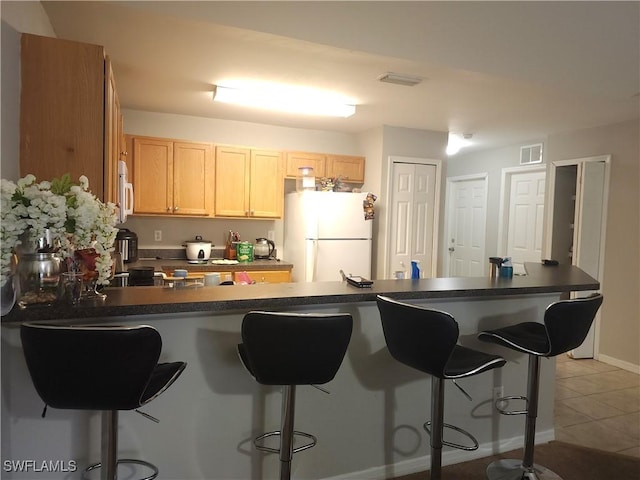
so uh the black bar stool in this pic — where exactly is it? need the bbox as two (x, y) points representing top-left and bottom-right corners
(376, 296), (506, 480)
(238, 311), (353, 480)
(20, 323), (187, 480)
(478, 293), (603, 480)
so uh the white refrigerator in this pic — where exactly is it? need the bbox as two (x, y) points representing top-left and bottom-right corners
(284, 191), (373, 282)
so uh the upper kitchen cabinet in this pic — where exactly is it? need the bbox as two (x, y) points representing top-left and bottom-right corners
(131, 136), (214, 217)
(20, 34), (124, 203)
(285, 151), (327, 178)
(215, 146), (283, 219)
(326, 154), (365, 184)
(284, 151), (365, 184)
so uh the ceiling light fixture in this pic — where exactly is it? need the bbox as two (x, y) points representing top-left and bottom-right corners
(212, 84), (356, 118)
(378, 72), (423, 87)
(446, 133), (473, 156)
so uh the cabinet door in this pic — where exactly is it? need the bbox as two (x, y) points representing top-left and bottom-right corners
(215, 146), (250, 217)
(20, 34), (106, 198)
(285, 151), (326, 178)
(326, 155), (365, 183)
(133, 138), (174, 214)
(235, 270), (291, 283)
(104, 56), (120, 205)
(173, 142), (214, 216)
(249, 150), (283, 218)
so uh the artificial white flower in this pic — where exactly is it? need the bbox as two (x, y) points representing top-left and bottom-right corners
(0, 174), (118, 286)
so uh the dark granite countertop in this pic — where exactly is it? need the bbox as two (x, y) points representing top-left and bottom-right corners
(128, 258), (292, 273)
(1, 263), (598, 324)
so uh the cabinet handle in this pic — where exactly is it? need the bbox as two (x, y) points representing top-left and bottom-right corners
(121, 151), (128, 156)
(166, 207), (172, 212)
(250, 210), (255, 216)
(174, 206), (179, 212)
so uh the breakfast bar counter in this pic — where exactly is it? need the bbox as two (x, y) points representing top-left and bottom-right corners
(1, 263), (598, 323)
(1, 264), (599, 480)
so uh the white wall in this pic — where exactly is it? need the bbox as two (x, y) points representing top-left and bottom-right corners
(446, 139), (547, 260)
(546, 119), (639, 371)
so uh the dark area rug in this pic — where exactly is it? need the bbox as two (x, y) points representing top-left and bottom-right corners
(390, 441), (640, 480)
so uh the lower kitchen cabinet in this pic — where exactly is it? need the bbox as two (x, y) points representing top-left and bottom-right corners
(236, 270), (291, 283)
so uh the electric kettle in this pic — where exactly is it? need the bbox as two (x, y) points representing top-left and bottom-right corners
(253, 238), (275, 259)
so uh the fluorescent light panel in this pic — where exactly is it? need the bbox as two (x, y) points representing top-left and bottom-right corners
(213, 84), (356, 118)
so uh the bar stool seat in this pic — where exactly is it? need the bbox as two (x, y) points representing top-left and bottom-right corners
(376, 296), (506, 480)
(238, 311), (353, 480)
(478, 293), (603, 480)
(20, 323), (187, 480)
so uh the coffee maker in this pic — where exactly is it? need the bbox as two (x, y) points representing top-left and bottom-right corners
(116, 228), (138, 264)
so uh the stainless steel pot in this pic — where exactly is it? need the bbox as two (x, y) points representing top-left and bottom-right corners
(184, 236), (212, 261)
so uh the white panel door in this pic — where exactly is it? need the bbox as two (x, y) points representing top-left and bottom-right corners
(448, 177), (487, 276)
(506, 170), (546, 270)
(388, 162), (436, 278)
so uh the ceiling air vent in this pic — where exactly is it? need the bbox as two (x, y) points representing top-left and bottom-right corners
(520, 143), (543, 165)
(378, 72), (423, 87)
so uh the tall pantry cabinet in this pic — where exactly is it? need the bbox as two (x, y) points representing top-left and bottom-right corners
(20, 34), (124, 204)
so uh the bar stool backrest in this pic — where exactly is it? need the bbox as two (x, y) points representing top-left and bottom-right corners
(241, 311), (353, 385)
(544, 293), (604, 357)
(376, 296), (458, 378)
(20, 323), (162, 411)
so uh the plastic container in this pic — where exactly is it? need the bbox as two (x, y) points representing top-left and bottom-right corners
(411, 260), (420, 279)
(500, 257), (513, 278)
(296, 166), (316, 192)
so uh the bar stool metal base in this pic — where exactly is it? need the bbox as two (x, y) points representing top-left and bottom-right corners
(82, 459), (159, 480)
(254, 430), (317, 455)
(486, 459), (563, 480)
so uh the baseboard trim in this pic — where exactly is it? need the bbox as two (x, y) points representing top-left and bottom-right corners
(597, 354), (640, 374)
(324, 429), (555, 480)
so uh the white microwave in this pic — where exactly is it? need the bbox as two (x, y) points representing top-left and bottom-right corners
(117, 160), (134, 224)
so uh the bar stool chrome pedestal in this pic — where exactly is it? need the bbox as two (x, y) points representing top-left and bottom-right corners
(376, 296), (506, 480)
(20, 323), (187, 480)
(238, 311), (353, 480)
(478, 294), (603, 480)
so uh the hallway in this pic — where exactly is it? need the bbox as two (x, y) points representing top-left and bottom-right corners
(555, 355), (640, 457)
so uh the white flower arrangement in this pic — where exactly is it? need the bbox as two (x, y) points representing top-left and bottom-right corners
(1, 174), (119, 287)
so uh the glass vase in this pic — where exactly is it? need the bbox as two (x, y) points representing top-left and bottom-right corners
(81, 277), (106, 302)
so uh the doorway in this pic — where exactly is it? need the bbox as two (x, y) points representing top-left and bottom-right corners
(386, 157), (441, 279)
(445, 174), (488, 277)
(545, 155), (610, 358)
(498, 166), (547, 272)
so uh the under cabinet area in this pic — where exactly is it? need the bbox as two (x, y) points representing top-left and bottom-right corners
(130, 135), (214, 216)
(20, 33), (124, 203)
(284, 151), (365, 183)
(214, 146), (284, 219)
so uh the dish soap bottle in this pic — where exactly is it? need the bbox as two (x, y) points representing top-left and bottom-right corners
(411, 260), (420, 279)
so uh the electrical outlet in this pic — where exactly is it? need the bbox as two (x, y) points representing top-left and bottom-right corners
(493, 386), (504, 402)
(154, 230), (162, 242)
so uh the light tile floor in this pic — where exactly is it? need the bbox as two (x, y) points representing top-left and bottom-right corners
(555, 354), (640, 458)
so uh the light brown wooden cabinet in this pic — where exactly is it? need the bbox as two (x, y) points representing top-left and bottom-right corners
(234, 270), (291, 283)
(215, 146), (283, 218)
(326, 154), (366, 183)
(284, 151), (327, 178)
(284, 151), (365, 184)
(130, 136), (214, 216)
(20, 34), (123, 203)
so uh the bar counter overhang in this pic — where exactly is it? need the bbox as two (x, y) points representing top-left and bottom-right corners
(1, 263), (599, 480)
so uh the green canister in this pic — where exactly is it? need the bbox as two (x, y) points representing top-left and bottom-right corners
(237, 242), (254, 263)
